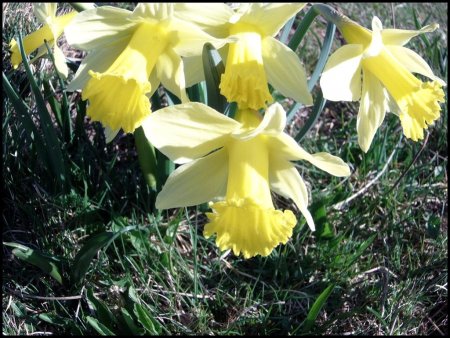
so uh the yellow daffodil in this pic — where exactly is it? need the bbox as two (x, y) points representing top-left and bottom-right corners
(174, 3), (313, 110)
(9, 3), (77, 78)
(319, 9), (446, 151)
(65, 3), (226, 133)
(142, 102), (350, 259)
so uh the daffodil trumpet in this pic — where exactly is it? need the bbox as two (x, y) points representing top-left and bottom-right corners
(318, 5), (446, 151)
(142, 102), (350, 259)
(174, 3), (313, 110)
(65, 3), (226, 134)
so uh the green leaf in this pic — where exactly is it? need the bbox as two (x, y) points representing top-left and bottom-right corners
(16, 33), (68, 191)
(288, 7), (319, 52)
(2, 72), (48, 167)
(310, 199), (334, 239)
(70, 232), (116, 285)
(134, 126), (158, 190)
(121, 308), (145, 335)
(133, 303), (161, 335)
(294, 88), (326, 143)
(86, 288), (118, 331)
(38, 313), (70, 326)
(202, 42), (227, 113)
(86, 316), (116, 336)
(4, 242), (64, 284)
(302, 283), (335, 332)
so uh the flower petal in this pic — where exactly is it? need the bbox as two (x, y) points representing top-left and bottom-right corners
(233, 102), (286, 140)
(364, 16), (383, 57)
(269, 157), (315, 231)
(157, 49), (189, 103)
(262, 37), (313, 105)
(170, 18), (228, 57)
(268, 134), (351, 177)
(387, 45), (446, 86)
(33, 3), (56, 23)
(53, 44), (69, 79)
(173, 3), (233, 37)
(240, 3), (306, 37)
(67, 38), (129, 91)
(156, 148), (228, 209)
(65, 6), (135, 50)
(142, 102), (239, 163)
(183, 55), (204, 88)
(382, 23), (439, 46)
(320, 44), (364, 101)
(357, 70), (387, 152)
(103, 126), (120, 143)
(131, 3), (172, 20)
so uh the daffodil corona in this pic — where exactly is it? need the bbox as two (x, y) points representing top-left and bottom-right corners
(9, 4), (77, 78)
(318, 5), (446, 151)
(142, 102), (350, 258)
(65, 3), (225, 133)
(174, 3), (313, 110)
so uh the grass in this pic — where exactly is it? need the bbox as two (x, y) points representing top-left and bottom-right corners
(2, 2), (448, 335)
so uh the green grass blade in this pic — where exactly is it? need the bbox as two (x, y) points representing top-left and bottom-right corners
(2, 72), (48, 164)
(43, 41), (72, 142)
(301, 283), (335, 332)
(16, 33), (68, 190)
(344, 233), (377, 269)
(202, 42), (226, 113)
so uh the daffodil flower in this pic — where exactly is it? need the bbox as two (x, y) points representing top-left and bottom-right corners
(142, 102), (350, 259)
(174, 3), (313, 110)
(65, 3), (226, 134)
(319, 10), (446, 151)
(9, 3), (77, 78)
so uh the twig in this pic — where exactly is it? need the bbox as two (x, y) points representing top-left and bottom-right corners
(333, 136), (403, 211)
(5, 286), (103, 301)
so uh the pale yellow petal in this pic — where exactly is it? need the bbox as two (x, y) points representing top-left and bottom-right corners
(320, 44), (364, 101)
(268, 134), (351, 176)
(382, 23), (439, 46)
(157, 50), (189, 103)
(142, 102), (239, 163)
(156, 148), (228, 209)
(67, 39), (129, 91)
(131, 3), (172, 20)
(53, 45), (69, 79)
(357, 70), (387, 153)
(183, 55), (205, 88)
(173, 3), (233, 37)
(262, 36), (313, 105)
(65, 6), (135, 50)
(387, 46), (446, 86)
(364, 16), (383, 57)
(240, 3), (306, 37)
(234, 102), (286, 140)
(269, 157), (315, 231)
(33, 3), (56, 23)
(103, 126), (120, 143)
(170, 18), (228, 57)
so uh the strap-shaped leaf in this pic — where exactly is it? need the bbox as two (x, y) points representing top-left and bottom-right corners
(4, 242), (64, 284)
(202, 42), (227, 113)
(302, 283), (335, 333)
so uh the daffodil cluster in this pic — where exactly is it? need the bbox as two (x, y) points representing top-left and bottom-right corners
(9, 3), (445, 259)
